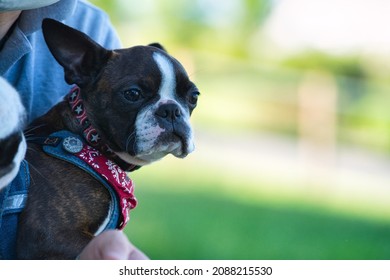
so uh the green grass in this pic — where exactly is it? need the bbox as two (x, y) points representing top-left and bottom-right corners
(125, 168), (390, 260)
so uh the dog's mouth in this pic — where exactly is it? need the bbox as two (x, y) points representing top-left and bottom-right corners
(139, 131), (192, 159)
(118, 128), (194, 166)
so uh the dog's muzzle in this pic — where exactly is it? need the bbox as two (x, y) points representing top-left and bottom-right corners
(131, 102), (195, 163)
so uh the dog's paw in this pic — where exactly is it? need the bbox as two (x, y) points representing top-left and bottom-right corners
(0, 77), (26, 190)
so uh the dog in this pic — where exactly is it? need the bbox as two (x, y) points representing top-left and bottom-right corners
(0, 18), (199, 259)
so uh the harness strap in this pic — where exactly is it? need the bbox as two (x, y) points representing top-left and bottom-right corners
(41, 130), (137, 230)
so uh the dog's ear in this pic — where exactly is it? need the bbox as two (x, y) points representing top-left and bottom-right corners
(148, 43), (167, 52)
(42, 18), (112, 86)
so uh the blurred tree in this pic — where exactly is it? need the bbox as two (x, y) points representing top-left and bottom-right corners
(241, 0), (272, 39)
(90, 0), (273, 58)
(283, 51), (367, 106)
(283, 51), (366, 79)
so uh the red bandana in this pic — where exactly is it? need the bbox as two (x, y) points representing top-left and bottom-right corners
(75, 144), (137, 229)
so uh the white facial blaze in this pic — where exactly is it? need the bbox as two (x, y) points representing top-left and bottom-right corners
(152, 52), (192, 125)
(153, 52), (176, 101)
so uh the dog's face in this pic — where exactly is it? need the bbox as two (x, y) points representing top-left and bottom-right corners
(105, 48), (198, 165)
(42, 19), (199, 166)
(0, 77), (26, 190)
(88, 46), (199, 166)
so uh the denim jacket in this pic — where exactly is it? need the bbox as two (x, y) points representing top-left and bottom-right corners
(0, 0), (121, 123)
(0, 161), (30, 259)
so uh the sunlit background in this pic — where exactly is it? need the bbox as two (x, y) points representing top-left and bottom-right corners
(91, 0), (390, 259)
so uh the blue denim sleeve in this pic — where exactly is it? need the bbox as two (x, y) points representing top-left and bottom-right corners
(65, 2), (122, 50)
(1, 0), (122, 122)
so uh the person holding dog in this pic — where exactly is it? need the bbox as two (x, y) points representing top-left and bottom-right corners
(0, 0), (148, 260)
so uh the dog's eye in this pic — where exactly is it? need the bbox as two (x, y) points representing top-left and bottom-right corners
(123, 88), (142, 102)
(188, 91), (200, 106)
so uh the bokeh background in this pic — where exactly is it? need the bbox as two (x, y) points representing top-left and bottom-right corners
(91, 0), (390, 259)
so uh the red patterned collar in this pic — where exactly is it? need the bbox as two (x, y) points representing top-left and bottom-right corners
(67, 86), (139, 172)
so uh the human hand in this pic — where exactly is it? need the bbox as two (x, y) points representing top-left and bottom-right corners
(78, 230), (149, 260)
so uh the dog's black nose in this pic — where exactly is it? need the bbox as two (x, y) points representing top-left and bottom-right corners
(155, 103), (182, 121)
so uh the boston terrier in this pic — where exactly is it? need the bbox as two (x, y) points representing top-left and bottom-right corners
(0, 18), (199, 259)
